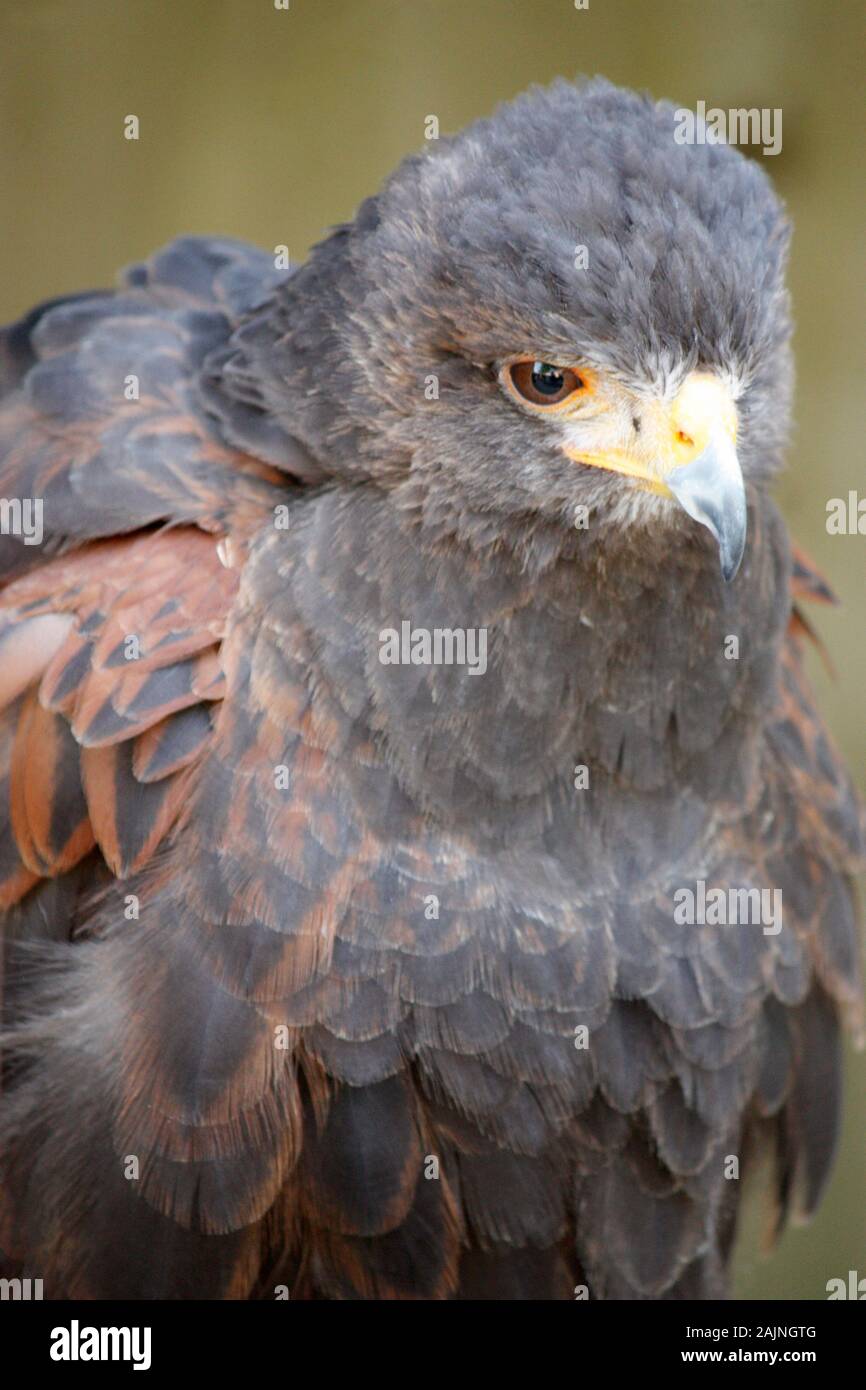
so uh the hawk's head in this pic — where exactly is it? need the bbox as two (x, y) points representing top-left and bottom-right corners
(240, 78), (793, 581)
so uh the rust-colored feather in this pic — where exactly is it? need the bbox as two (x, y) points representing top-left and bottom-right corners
(9, 691), (95, 876)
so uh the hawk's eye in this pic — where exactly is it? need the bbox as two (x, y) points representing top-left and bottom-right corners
(505, 360), (586, 408)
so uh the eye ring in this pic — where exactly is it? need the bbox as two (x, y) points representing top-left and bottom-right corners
(503, 359), (589, 410)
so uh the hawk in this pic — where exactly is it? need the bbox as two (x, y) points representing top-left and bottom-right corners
(0, 78), (861, 1300)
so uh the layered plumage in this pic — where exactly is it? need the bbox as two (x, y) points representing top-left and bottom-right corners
(0, 79), (862, 1299)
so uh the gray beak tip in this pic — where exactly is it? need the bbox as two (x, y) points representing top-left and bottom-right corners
(720, 539), (745, 584)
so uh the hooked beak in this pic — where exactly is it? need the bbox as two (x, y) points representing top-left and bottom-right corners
(666, 431), (747, 582)
(562, 372), (747, 582)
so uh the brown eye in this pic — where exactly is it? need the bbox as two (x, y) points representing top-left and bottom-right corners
(506, 360), (586, 408)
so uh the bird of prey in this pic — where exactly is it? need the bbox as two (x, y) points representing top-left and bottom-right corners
(0, 78), (862, 1301)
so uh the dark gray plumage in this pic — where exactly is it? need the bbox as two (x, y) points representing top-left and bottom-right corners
(0, 77), (861, 1300)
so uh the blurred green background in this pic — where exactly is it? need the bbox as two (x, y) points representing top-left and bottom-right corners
(0, 0), (862, 1300)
